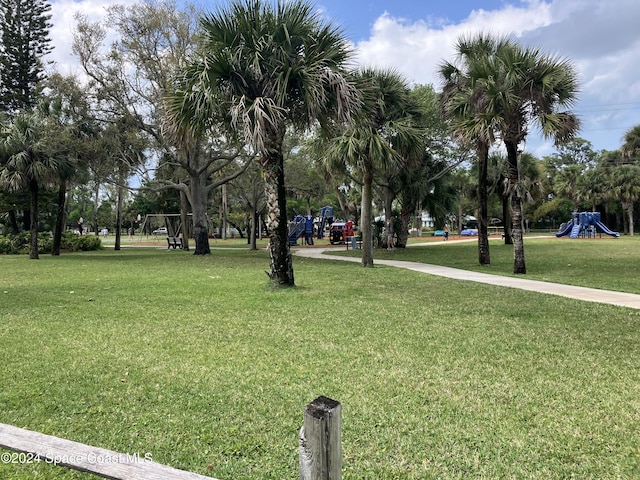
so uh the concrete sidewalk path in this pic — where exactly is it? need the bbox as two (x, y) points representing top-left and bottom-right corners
(293, 247), (640, 310)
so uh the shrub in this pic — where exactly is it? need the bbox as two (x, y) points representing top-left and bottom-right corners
(0, 231), (103, 254)
(0, 236), (13, 254)
(38, 231), (53, 253)
(61, 231), (103, 251)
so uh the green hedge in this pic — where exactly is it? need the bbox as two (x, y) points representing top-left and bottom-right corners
(0, 231), (103, 254)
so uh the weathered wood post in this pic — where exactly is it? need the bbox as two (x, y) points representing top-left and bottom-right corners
(299, 396), (342, 480)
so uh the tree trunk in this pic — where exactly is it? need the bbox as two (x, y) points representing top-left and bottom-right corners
(114, 167), (124, 251)
(23, 209), (30, 232)
(262, 130), (294, 287)
(92, 181), (100, 236)
(477, 144), (490, 265)
(624, 201), (634, 236)
(221, 183), (228, 240)
(360, 165), (374, 267)
(191, 175), (211, 255)
(415, 202), (423, 237)
(333, 185), (349, 221)
(28, 179), (39, 260)
(8, 210), (19, 235)
(502, 190), (512, 244)
(506, 140), (526, 274)
(249, 205), (258, 250)
(179, 189), (190, 251)
(396, 206), (410, 248)
(52, 179), (67, 256)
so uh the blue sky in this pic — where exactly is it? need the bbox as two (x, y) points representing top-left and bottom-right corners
(316, 0), (509, 41)
(48, 0), (640, 157)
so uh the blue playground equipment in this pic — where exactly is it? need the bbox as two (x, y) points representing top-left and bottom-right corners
(317, 206), (333, 239)
(288, 215), (315, 245)
(556, 212), (619, 239)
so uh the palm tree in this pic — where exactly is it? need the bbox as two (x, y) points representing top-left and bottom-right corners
(494, 42), (580, 273)
(440, 34), (507, 266)
(167, 0), (358, 286)
(621, 125), (640, 161)
(0, 103), (74, 259)
(617, 125), (640, 235)
(325, 68), (423, 266)
(611, 164), (640, 236)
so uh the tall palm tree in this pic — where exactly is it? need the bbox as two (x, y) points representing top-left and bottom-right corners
(440, 34), (507, 266)
(167, 0), (358, 286)
(325, 68), (423, 267)
(494, 43), (580, 273)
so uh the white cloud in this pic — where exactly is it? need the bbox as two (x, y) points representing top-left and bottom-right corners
(48, 0), (137, 75)
(46, 0), (640, 153)
(354, 0), (640, 153)
(354, 1), (552, 86)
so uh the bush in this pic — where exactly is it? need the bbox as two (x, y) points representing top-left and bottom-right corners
(0, 232), (30, 254)
(0, 236), (13, 254)
(61, 231), (103, 252)
(0, 231), (103, 254)
(38, 231), (53, 253)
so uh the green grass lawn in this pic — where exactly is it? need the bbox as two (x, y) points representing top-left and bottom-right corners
(1, 243), (639, 479)
(371, 235), (640, 294)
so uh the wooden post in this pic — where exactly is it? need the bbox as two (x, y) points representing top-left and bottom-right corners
(299, 396), (341, 480)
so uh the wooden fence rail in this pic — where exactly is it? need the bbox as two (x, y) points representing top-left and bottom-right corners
(1, 395), (343, 479)
(0, 423), (214, 480)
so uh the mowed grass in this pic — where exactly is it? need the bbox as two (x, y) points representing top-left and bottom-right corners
(374, 235), (640, 294)
(0, 244), (639, 479)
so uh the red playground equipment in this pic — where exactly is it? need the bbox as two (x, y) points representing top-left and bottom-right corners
(329, 221), (354, 244)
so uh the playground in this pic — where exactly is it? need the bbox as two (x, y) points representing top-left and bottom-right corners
(1, 238), (640, 479)
(555, 211), (619, 239)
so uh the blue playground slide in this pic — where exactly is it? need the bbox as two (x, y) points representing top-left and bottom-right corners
(595, 221), (620, 238)
(555, 222), (574, 237)
(288, 216), (306, 245)
(556, 212), (620, 238)
(288, 215), (315, 245)
(569, 223), (582, 239)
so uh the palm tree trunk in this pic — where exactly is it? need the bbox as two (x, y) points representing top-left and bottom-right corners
(506, 141), (526, 274)
(626, 202), (634, 236)
(52, 179), (67, 256)
(477, 144), (490, 265)
(360, 165), (374, 267)
(262, 145), (294, 287)
(502, 192), (512, 244)
(28, 179), (39, 260)
(396, 206), (410, 248)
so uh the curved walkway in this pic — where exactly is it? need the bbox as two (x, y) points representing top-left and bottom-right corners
(293, 245), (640, 310)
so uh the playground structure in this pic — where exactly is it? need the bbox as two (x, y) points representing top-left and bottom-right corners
(288, 215), (315, 246)
(329, 221), (355, 245)
(556, 212), (619, 239)
(317, 206), (333, 239)
(288, 206), (338, 245)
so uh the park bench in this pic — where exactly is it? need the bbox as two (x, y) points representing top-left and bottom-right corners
(345, 236), (363, 250)
(167, 236), (183, 249)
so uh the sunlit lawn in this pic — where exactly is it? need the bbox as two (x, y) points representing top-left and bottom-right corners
(372, 234), (640, 294)
(0, 241), (639, 479)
